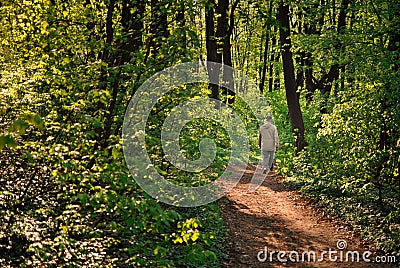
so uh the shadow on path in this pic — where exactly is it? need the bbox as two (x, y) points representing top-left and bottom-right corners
(220, 164), (395, 268)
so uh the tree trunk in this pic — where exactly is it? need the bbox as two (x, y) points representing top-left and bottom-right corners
(150, 0), (169, 60)
(260, 1), (273, 94)
(320, 0), (349, 96)
(176, 0), (186, 55)
(218, 0), (238, 105)
(259, 32), (269, 94)
(304, 53), (315, 100)
(205, 1), (220, 100)
(268, 33), (277, 92)
(277, 1), (307, 152)
(216, 0), (230, 102)
(206, 0), (238, 104)
(222, 35), (235, 104)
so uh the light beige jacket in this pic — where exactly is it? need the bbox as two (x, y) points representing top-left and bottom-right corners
(258, 122), (279, 152)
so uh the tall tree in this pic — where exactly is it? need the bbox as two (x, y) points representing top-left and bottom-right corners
(205, 0), (220, 100)
(373, 0), (400, 208)
(205, 0), (238, 104)
(218, 0), (238, 104)
(277, 1), (307, 152)
(318, 0), (350, 96)
(150, 0), (169, 59)
(97, 0), (146, 151)
(259, 0), (273, 94)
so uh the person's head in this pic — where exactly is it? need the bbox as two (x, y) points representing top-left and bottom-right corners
(265, 115), (273, 122)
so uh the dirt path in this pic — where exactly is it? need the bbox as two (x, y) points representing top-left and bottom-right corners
(220, 164), (395, 267)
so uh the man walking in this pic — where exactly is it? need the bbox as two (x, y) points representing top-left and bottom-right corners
(258, 115), (279, 174)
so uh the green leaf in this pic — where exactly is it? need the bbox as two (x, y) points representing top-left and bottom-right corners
(0, 135), (17, 151)
(112, 147), (119, 160)
(0, 136), (8, 151)
(12, 119), (29, 135)
(22, 113), (45, 130)
(204, 250), (217, 262)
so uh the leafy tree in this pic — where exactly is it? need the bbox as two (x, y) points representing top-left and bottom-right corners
(277, 1), (307, 152)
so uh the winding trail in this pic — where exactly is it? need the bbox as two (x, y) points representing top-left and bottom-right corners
(220, 164), (394, 267)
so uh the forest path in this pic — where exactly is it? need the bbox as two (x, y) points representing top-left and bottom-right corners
(219, 164), (393, 268)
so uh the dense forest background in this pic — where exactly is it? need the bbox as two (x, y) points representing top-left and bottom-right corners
(0, 0), (399, 266)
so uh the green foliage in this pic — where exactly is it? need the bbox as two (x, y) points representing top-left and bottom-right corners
(269, 0), (400, 258)
(0, 113), (44, 151)
(1, 0), (399, 266)
(144, 83), (231, 188)
(0, 0), (227, 267)
(284, 68), (400, 259)
(0, 135), (17, 151)
(292, 80), (400, 255)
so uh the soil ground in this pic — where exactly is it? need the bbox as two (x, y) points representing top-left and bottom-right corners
(220, 164), (396, 268)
